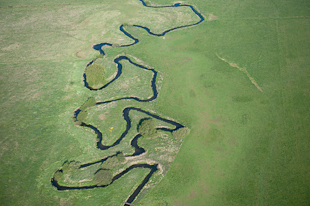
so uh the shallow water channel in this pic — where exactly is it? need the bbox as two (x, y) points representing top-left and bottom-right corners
(52, 1), (204, 205)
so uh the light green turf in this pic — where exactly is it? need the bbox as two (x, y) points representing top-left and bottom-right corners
(0, 1), (197, 205)
(1, 0), (309, 205)
(133, 1), (310, 206)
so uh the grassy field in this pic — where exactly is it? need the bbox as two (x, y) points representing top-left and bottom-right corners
(1, 0), (310, 205)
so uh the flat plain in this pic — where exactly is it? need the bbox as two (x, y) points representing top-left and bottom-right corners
(0, 0), (309, 206)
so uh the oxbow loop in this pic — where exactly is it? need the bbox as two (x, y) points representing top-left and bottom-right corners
(52, 0), (204, 204)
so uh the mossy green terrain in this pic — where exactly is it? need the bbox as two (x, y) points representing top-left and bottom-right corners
(84, 63), (107, 89)
(1, 0), (310, 206)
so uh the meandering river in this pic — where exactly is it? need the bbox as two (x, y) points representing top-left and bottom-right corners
(52, 1), (204, 205)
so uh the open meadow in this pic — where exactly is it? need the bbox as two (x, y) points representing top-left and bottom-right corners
(0, 0), (309, 205)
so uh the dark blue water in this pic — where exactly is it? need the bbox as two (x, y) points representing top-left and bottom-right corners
(91, 2), (204, 55)
(84, 56), (159, 98)
(84, 0), (204, 90)
(53, 1), (204, 205)
(51, 164), (158, 191)
(82, 106), (184, 151)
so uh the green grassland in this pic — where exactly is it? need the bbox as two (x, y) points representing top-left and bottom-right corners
(1, 0), (310, 205)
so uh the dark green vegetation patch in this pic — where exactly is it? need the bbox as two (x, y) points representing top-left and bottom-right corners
(138, 118), (158, 138)
(94, 169), (113, 186)
(0, 0), (309, 205)
(85, 64), (107, 89)
(172, 127), (190, 139)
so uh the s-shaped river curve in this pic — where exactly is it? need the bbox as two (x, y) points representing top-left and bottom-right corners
(51, 1), (205, 205)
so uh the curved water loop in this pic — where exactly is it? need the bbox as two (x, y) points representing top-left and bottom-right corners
(84, 2), (204, 90)
(83, 107), (184, 150)
(51, 164), (158, 191)
(52, 0), (204, 205)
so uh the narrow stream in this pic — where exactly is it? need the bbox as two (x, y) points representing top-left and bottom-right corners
(52, 1), (204, 205)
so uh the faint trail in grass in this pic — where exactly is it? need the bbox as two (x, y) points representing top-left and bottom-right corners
(216, 53), (263, 92)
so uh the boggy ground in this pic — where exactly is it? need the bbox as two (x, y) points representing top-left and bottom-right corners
(49, 1), (200, 203)
(0, 0), (199, 205)
(52, 52), (188, 203)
